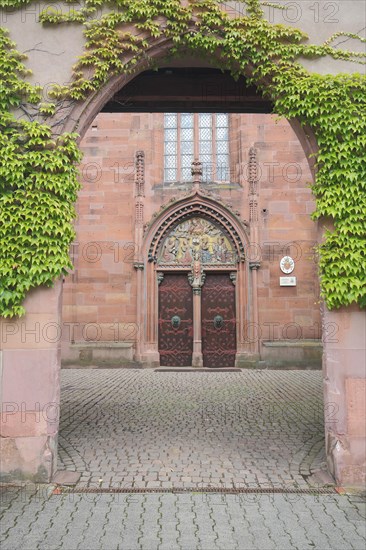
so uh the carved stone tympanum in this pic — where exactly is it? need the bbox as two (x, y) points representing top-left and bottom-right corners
(157, 217), (237, 266)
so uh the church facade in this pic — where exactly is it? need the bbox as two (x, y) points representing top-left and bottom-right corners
(61, 110), (321, 369)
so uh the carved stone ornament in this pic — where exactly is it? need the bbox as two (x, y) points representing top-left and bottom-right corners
(157, 217), (237, 267)
(191, 159), (203, 182)
(135, 200), (144, 224)
(188, 252), (206, 290)
(147, 201), (247, 259)
(157, 272), (165, 285)
(135, 150), (145, 197)
(248, 147), (259, 195)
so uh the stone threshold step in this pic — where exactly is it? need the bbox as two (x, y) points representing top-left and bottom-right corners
(155, 367), (241, 372)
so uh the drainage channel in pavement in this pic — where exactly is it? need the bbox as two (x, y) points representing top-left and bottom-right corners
(53, 486), (336, 495)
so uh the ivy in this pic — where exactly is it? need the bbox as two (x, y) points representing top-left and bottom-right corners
(0, 28), (82, 317)
(0, 0), (365, 314)
(273, 72), (366, 307)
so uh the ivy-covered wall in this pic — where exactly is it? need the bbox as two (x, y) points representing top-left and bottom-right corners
(0, 0), (365, 316)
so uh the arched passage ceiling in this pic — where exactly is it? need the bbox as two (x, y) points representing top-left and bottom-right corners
(101, 67), (273, 113)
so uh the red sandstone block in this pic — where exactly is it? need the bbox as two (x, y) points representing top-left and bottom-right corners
(268, 202), (290, 214)
(259, 308), (293, 321)
(103, 293), (128, 304)
(84, 294), (106, 305)
(268, 287), (298, 298)
(289, 203), (308, 214)
(77, 271), (109, 283)
(294, 313), (314, 326)
(293, 190), (314, 200)
(124, 305), (138, 317)
(97, 315), (123, 325)
(266, 298), (291, 309)
(265, 124), (295, 141)
(78, 190), (105, 199)
(258, 288), (269, 298)
(288, 298), (313, 309)
(107, 275), (128, 287)
(274, 150), (308, 163)
(68, 306), (98, 323)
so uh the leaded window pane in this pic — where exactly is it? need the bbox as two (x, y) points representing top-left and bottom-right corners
(216, 113), (228, 127)
(199, 141), (212, 154)
(181, 113), (194, 128)
(201, 154), (212, 165)
(181, 128), (194, 141)
(165, 168), (177, 181)
(181, 141), (194, 154)
(199, 127), (212, 141)
(216, 140), (228, 154)
(164, 141), (177, 155)
(202, 164), (213, 181)
(164, 113), (177, 128)
(217, 154), (229, 166)
(216, 127), (228, 140)
(181, 154), (194, 168)
(199, 113), (212, 128)
(217, 165), (229, 181)
(164, 156), (177, 168)
(164, 112), (230, 184)
(181, 167), (192, 181)
(165, 128), (177, 142)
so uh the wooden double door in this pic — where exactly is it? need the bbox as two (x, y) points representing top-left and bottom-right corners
(158, 273), (236, 367)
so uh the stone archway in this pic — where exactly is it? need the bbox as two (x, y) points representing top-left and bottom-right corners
(0, 1), (365, 489)
(60, 44), (319, 179)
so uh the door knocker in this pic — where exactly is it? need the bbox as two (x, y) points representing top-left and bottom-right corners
(214, 315), (224, 329)
(171, 315), (181, 329)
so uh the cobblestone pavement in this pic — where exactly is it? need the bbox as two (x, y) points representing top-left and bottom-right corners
(58, 369), (329, 490)
(1, 484), (365, 550)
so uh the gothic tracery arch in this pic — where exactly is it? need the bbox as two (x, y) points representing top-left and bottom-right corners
(138, 190), (253, 367)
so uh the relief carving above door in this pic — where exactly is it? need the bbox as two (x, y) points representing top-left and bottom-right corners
(157, 217), (237, 267)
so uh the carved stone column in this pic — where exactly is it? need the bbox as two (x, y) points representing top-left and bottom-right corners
(133, 262), (144, 361)
(248, 147), (261, 355)
(192, 287), (203, 367)
(143, 263), (160, 367)
(249, 261), (261, 353)
(188, 252), (206, 367)
(134, 151), (145, 362)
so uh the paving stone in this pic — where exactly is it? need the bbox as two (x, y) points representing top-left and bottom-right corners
(57, 369), (329, 490)
(1, 490), (366, 550)
(3, 370), (365, 549)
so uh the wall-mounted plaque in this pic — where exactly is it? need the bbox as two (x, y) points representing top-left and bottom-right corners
(280, 277), (297, 286)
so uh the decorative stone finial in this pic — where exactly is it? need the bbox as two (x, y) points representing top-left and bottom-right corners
(191, 159), (203, 189)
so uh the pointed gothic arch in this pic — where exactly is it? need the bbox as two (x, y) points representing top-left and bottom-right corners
(135, 190), (256, 367)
